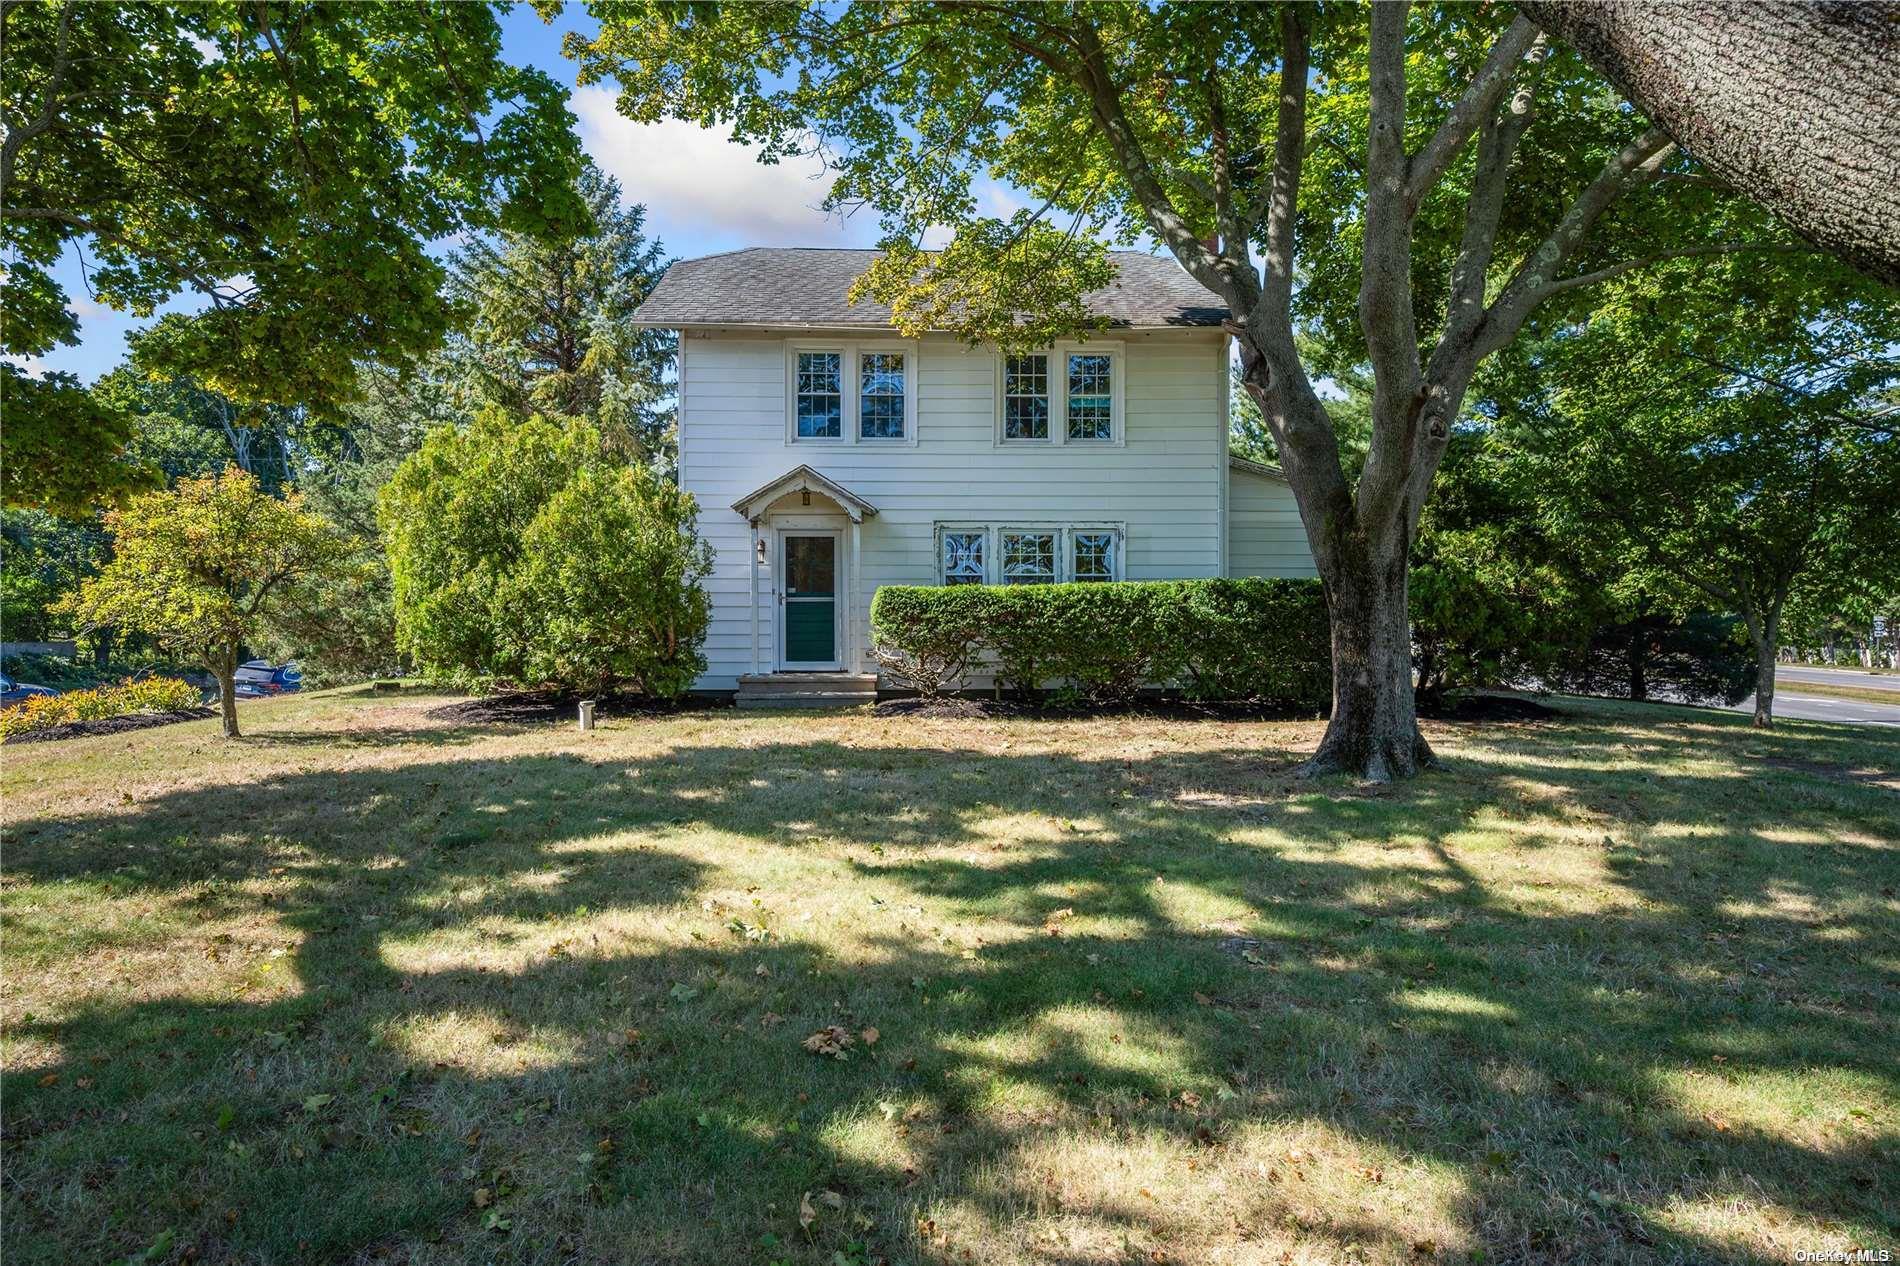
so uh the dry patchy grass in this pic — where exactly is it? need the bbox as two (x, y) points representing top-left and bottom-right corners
(1, 687), (1896, 1265)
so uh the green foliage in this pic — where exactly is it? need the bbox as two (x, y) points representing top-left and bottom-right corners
(1486, 258), (1900, 694)
(1542, 614), (1757, 707)
(3, 0), (586, 512)
(0, 368), (157, 515)
(1, 509), (108, 641)
(504, 465), (714, 697)
(380, 413), (713, 696)
(63, 469), (350, 735)
(1406, 431), (1607, 700)
(0, 675), (202, 739)
(869, 579), (1330, 707)
(256, 365), (459, 684)
(446, 163), (677, 466)
(95, 369), (311, 494)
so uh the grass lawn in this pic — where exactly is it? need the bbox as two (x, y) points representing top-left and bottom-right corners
(3, 688), (1895, 1265)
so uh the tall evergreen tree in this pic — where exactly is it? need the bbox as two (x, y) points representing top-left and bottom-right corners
(446, 163), (675, 467)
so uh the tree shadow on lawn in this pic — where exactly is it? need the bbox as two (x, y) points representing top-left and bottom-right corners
(2, 710), (1895, 1264)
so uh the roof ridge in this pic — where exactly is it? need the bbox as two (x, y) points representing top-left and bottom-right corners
(669, 245), (1177, 263)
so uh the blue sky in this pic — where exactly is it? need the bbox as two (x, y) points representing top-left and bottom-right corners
(34, 4), (1017, 384)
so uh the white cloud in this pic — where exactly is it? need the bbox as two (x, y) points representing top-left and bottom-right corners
(3, 353), (48, 377)
(571, 86), (877, 250)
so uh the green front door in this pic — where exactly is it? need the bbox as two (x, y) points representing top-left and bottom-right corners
(782, 534), (837, 665)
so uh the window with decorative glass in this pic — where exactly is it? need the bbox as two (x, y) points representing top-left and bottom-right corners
(1072, 530), (1119, 582)
(859, 351), (906, 439)
(795, 351), (843, 438)
(1003, 354), (1050, 440)
(940, 532), (985, 585)
(1000, 531), (1057, 584)
(1065, 352), (1113, 440)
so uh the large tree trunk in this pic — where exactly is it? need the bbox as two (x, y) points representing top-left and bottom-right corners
(214, 644), (241, 739)
(1306, 533), (1436, 782)
(1517, 1), (1900, 288)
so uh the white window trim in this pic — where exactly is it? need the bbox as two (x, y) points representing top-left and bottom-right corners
(934, 523), (1126, 585)
(786, 338), (920, 447)
(992, 341), (1126, 448)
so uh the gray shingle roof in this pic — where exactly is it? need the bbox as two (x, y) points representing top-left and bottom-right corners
(631, 247), (1227, 330)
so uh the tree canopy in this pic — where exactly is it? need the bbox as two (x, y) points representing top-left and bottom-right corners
(2, 0), (587, 513)
(1491, 261), (1900, 725)
(445, 162), (676, 467)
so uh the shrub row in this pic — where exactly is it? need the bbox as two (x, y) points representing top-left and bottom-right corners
(869, 578), (1330, 706)
(0, 676), (202, 739)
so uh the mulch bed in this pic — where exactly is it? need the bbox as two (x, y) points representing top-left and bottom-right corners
(425, 691), (728, 725)
(3, 707), (216, 745)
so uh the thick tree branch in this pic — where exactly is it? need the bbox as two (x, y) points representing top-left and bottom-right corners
(1261, 3), (1309, 320)
(1403, 15), (1540, 217)
(1356, 2), (1425, 527)
(1475, 126), (1675, 357)
(1064, 13), (1227, 295)
(1439, 32), (1549, 359)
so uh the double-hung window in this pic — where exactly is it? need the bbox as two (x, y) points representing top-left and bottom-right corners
(790, 342), (915, 444)
(1000, 531), (1058, 585)
(795, 351), (843, 439)
(1002, 354), (1050, 440)
(1065, 353), (1114, 441)
(941, 531), (985, 585)
(859, 351), (907, 439)
(997, 343), (1121, 445)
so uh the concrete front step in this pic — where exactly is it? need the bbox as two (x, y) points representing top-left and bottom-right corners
(735, 673), (878, 709)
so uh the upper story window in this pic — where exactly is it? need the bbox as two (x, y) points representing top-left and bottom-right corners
(1000, 531), (1057, 584)
(941, 531), (985, 585)
(1066, 353), (1114, 441)
(795, 351), (843, 439)
(1003, 354), (1050, 440)
(787, 341), (917, 445)
(995, 342), (1122, 446)
(859, 352), (907, 439)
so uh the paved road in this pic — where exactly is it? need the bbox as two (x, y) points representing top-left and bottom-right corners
(1778, 664), (1900, 694)
(1731, 690), (1900, 727)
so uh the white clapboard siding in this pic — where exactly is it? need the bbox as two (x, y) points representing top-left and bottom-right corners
(1226, 465), (1320, 580)
(680, 328), (1316, 690)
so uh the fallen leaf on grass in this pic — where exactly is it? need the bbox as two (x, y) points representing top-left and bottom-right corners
(803, 1026), (855, 1060)
(859, 1026), (879, 1046)
(798, 1190), (817, 1230)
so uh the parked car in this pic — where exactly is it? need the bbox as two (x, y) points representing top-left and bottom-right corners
(0, 674), (58, 709)
(231, 661), (302, 698)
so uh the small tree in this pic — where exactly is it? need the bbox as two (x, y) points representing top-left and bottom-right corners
(65, 468), (351, 737)
(380, 412), (713, 696)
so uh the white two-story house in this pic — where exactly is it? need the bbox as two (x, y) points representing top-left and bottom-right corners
(630, 247), (1316, 701)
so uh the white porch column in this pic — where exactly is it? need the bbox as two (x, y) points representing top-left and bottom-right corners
(849, 518), (863, 671)
(747, 517), (760, 676)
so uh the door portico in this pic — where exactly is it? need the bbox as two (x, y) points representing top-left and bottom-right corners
(731, 466), (878, 678)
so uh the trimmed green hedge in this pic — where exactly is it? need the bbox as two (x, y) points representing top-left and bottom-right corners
(869, 578), (1330, 706)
